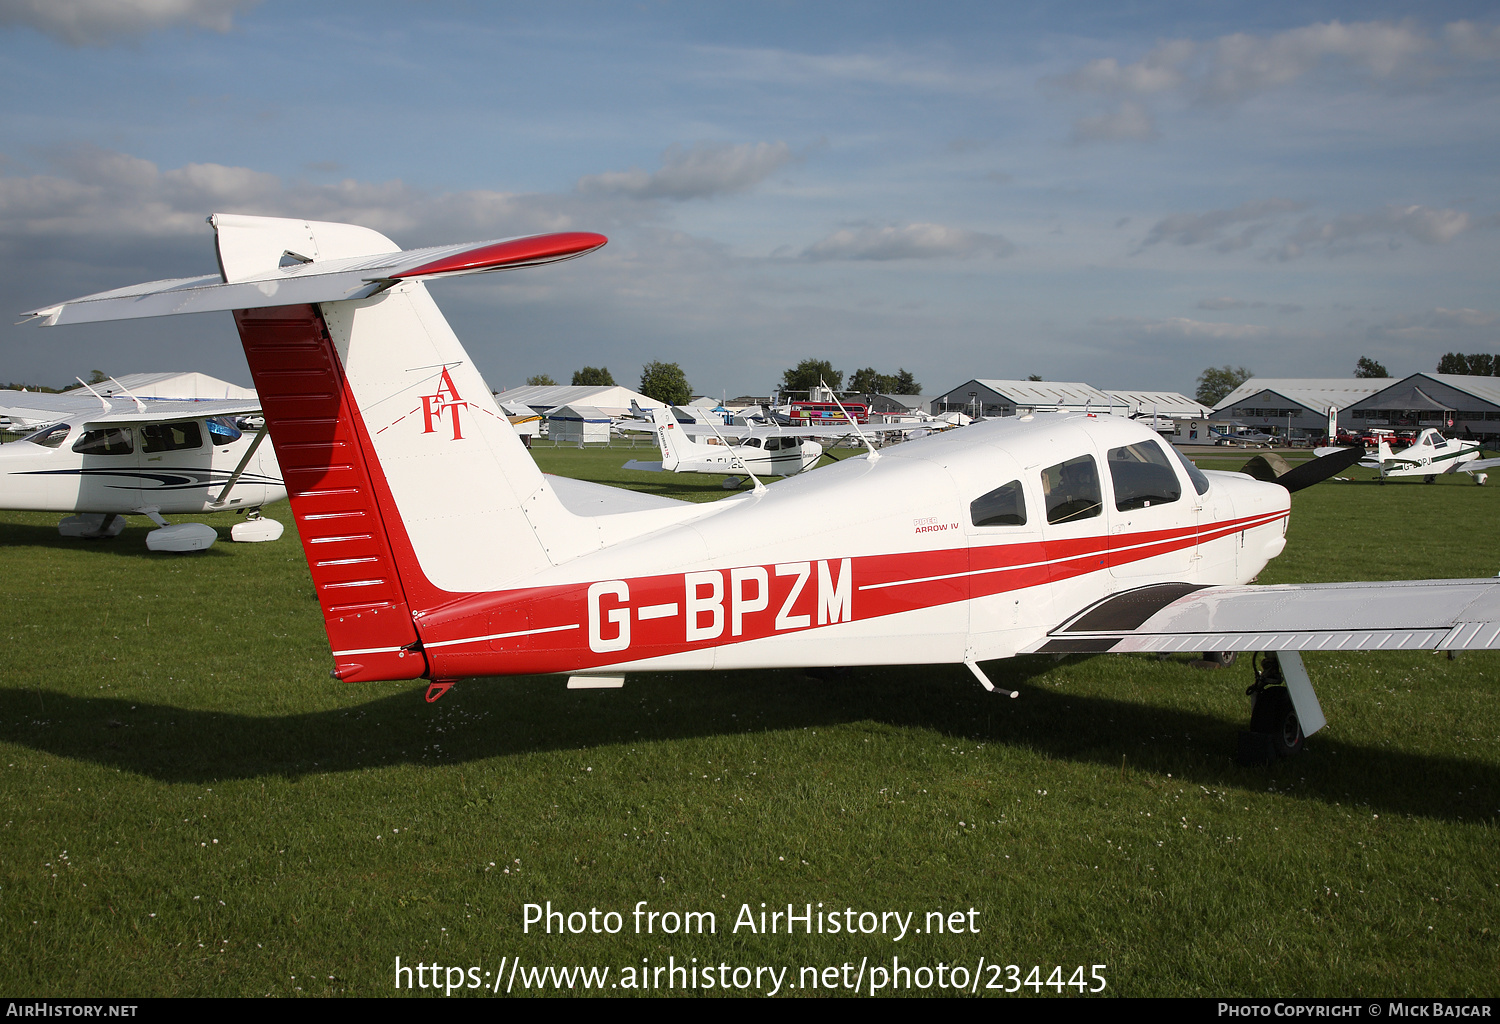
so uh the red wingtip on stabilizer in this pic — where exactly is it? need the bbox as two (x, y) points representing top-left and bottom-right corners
(398, 231), (608, 279)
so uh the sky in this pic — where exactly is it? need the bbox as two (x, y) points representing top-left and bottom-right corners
(0, 0), (1497, 399)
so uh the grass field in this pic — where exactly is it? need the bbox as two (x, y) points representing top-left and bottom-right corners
(1, 445), (1497, 997)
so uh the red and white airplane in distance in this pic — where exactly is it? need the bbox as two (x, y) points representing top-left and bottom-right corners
(24, 214), (1500, 756)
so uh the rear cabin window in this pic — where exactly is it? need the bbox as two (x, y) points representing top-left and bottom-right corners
(1108, 441), (1182, 511)
(72, 428), (133, 456)
(23, 423), (70, 448)
(139, 421), (203, 454)
(1041, 455), (1102, 525)
(970, 480), (1027, 527)
(206, 416), (242, 445)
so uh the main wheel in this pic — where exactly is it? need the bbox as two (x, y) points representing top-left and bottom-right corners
(1203, 651), (1237, 667)
(1424, 474), (1436, 484)
(1250, 687), (1303, 757)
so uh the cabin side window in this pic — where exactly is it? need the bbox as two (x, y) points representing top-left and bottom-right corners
(1108, 441), (1182, 511)
(970, 480), (1027, 527)
(139, 421), (203, 454)
(72, 428), (134, 456)
(742, 437), (763, 448)
(1041, 455), (1102, 525)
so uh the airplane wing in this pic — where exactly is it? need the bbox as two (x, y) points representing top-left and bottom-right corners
(1028, 578), (1500, 655)
(22, 231), (608, 327)
(0, 390), (261, 425)
(1460, 457), (1500, 474)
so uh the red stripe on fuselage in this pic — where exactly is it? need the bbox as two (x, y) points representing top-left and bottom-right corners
(411, 508), (1286, 678)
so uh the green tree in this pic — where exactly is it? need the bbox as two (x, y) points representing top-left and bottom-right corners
(780, 359), (843, 394)
(891, 368), (922, 394)
(639, 361), (691, 405)
(1026, 374), (1043, 382)
(87, 369), (108, 384)
(848, 367), (894, 394)
(1437, 353), (1496, 375)
(1354, 356), (1390, 378)
(571, 366), (615, 386)
(1195, 365), (1253, 407)
(525, 374), (557, 387)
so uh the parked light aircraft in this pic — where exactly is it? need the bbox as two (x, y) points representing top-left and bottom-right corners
(0, 387), (286, 551)
(1317, 429), (1486, 484)
(24, 213), (1500, 759)
(622, 406), (825, 480)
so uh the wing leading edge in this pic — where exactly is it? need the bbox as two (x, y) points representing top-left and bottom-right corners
(1030, 578), (1500, 655)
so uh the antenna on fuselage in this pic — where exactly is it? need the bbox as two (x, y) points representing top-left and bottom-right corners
(822, 378), (879, 462)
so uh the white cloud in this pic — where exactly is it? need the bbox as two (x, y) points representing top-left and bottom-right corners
(1053, 40), (1195, 95)
(0, 144), (658, 240)
(1071, 101), (1157, 143)
(0, 0), (258, 46)
(1142, 198), (1304, 249)
(1368, 307), (1500, 340)
(801, 222), (1013, 261)
(1202, 20), (1434, 102)
(1274, 205), (1471, 260)
(1197, 296), (1305, 313)
(1051, 19), (1498, 142)
(1101, 316), (1272, 340)
(576, 142), (793, 201)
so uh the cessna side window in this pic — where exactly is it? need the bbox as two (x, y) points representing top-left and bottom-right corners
(72, 428), (134, 456)
(743, 437), (763, 448)
(1171, 446), (1211, 495)
(1041, 455), (1102, 525)
(22, 423), (70, 448)
(206, 416), (242, 446)
(970, 480), (1027, 527)
(139, 421), (203, 454)
(1108, 441), (1182, 511)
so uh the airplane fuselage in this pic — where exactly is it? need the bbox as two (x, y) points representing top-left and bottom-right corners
(407, 414), (1290, 681)
(0, 414), (285, 514)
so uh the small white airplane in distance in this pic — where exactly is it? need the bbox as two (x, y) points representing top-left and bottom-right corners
(622, 406), (825, 482)
(0, 386), (286, 551)
(1209, 425), (1276, 448)
(1317, 429), (1488, 485)
(24, 213), (1500, 762)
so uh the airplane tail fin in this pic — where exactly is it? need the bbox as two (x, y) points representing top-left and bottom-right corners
(1377, 438), (1393, 470)
(651, 405), (693, 471)
(31, 214), (611, 683)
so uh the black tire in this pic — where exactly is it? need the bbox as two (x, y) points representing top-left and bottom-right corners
(1203, 651), (1237, 667)
(1424, 475), (1436, 484)
(1250, 687), (1304, 757)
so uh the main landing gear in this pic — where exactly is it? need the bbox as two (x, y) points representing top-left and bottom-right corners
(1237, 652), (1323, 765)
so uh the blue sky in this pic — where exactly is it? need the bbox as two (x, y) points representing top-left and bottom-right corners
(1, 1), (1497, 398)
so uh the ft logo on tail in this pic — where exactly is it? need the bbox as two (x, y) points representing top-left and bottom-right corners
(422, 367), (468, 440)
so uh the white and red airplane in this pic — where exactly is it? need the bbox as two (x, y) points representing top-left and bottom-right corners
(24, 214), (1500, 758)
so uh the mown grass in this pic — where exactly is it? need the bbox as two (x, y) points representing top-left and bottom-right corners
(0, 448), (1496, 997)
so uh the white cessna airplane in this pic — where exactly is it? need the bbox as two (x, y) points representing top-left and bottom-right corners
(622, 406), (825, 481)
(23, 214), (1500, 760)
(1316, 429), (1487, 484)
(0, 386), (286, 551)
